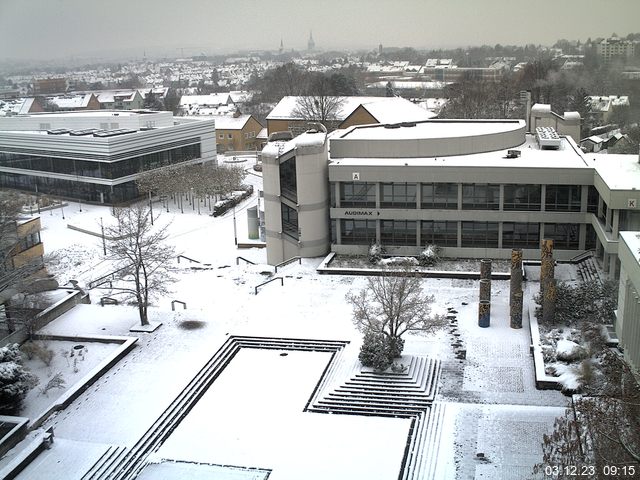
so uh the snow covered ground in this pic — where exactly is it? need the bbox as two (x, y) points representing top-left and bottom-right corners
(1, 172), (569, 479)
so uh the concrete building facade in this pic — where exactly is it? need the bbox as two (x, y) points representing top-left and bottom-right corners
(617, 232), (640, 372)
(262, 118), (640, 280)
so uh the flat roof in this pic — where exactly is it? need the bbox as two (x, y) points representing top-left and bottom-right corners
(339, 119), (524, 141)
(590, 153), (640, 191)
(330, 135), (590, 170)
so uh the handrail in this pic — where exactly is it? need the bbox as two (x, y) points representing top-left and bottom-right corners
(236, 256), (256, 265)
(88, 264), (130, 289)
(254, 277), (283, 295)
(100, 296), (118, 306)
(569, 249), (595, 263)
(177, 254), (201, 264)
(274, 256), (301, 273)
(171, 300), (187, 310)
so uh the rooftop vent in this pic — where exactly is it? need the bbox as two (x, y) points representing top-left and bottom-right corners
(93, 128), (137, 138)
(47, 128), (70, 135)
(69, 128), (99, 136)
(535, 126), (561, 149)
(506, 149), (521, 158)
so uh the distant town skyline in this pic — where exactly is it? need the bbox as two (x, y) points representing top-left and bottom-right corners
(1, 0), (639, 62)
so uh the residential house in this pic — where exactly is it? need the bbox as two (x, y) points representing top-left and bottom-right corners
(214, 113), (264, 152)
(266, 96), (437, 136)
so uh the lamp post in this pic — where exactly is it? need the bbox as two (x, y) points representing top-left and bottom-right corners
(233, 203), (238, 245)
(100, 217), (107, 256)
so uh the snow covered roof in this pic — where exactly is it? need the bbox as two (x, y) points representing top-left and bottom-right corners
(47, 94), (94, 109)
(95, 90), (139, 103)
(266, 96), (436, 122)
(0, 97), (36, 116)
(356, 98), (437, 124)
(211, 114), (251, 130)
(587, 95), (630, 112)
(590, 153), (640, 191)
(179, 93), (233, 107)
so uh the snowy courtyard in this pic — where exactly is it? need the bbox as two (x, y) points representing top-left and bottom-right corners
(0, 173), (569, 479)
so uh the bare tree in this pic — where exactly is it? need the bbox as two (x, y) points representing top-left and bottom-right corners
(346, 270), (445, 362)
(105, 204), (176, 326)
(292, 73), (346, 132)
(534, 351), (640, 478)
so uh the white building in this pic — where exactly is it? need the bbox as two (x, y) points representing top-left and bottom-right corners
(0, 110), (216, 204)
(262, 118), (640, 283)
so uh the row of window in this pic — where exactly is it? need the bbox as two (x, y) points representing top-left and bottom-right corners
(0, 144), (201, 180)
(333, 182), (598, 212)
(336, 219), (593, 250)
(217, 131), (257, 140)
(0, 172), (138, 203)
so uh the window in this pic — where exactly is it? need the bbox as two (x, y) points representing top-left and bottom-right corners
(330, 182), (336, 208)
(340, 182), (376, 208)
(585, 224), (597, 250)
(244, 133), (249, 139)
(219, 133), (224, 139)
(545, 185), (581, 212)
(281, 203), (298, 240)
(587, 186), (599, 214)
(421, 183), (458, 209)
(380, 220), (417, 246)
(502, 222), (540, 249)
(462, 184), (499, 210)
(381, 183), (416, 209)
(227, 133), (233, 139)
(544, 223), (579, 249)
(504, 184), (541, 211)
(341, 219), (376, 245)
(461, 222), (499, 248)
(279, 156), (297, 202)
(421, 220), (457, 247)
(19, 231), (41, 251)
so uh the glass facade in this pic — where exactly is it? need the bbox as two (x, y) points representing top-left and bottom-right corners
(462, 184), (499, 210)
(281, 203), (298, 239)
(0, 144), (200, 180)
(381, 183), (416, 209)
(544, 223), (579, 249)
(340, 182), (376, 208)
(461, 222), (499, 248)
(502, 222), (540, 249)
(421, 183), (458, 209)
(545, 185), (581, 212)
(421, 220), (458, 247)
(381, 220), (416, 246)
(279, 156), (297, 202)
(503, 184), (541, 211)
(341, 219), (376, 245)
(329, 180), (597, 252)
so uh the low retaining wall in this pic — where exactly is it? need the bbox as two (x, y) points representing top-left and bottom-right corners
(316, 253), (510, 279)
(28, 333), (137, 430)
(0, 416), (29, 458)
(1, 290), (90, 347)
(528, 305), (562, 390)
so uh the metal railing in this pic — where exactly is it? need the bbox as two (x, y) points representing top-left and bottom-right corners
(177, 255), (201, 264)
(274, 256), (301, 273)
(254, 277), (283, 295)
(171, 300), (187, 311)
(236, 256), (256, 265)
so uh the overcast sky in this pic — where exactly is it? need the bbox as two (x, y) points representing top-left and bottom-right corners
(1, 0), (639, 61)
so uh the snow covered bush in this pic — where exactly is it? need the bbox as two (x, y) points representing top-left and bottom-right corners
(368, 243), (386, 264)
(418, 244), (441, 267)
(0, 344), (39, 414)
(379, 256), (419, 267)
(534, 279), (618, 326)
(358, 330), (404, 371)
